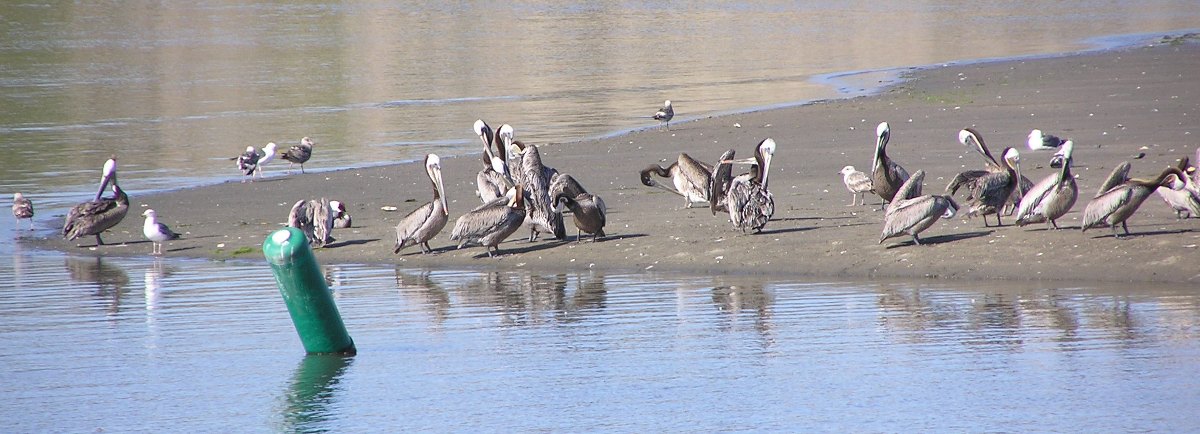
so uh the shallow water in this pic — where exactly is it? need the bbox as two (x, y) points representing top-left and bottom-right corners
(1, 253), (1198, 431)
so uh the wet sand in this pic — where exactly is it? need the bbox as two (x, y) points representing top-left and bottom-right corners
(30, 40), (1200, 283)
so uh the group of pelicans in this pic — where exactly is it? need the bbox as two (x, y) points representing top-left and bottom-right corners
(12, 108), (1199, 257)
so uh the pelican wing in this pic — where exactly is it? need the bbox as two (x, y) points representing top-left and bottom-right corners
(677, 153), (713, 199)
(1095, 162), (1131, 198)
(945, 170), (990, 195)
(886, 170), (925, 215)
(972, 171), (1014, 206)
(881, 196), (939, 240)
(888, 160), (911, 185)
(709, 149), (736, 214)
(1082, 185), (1132, 230)
(477, 169), (508, 203)
(395, 201), (435, 250)
(62, 199), (121, 238)
(549, 173), (589, 198)
(451, 203), (519, 244)
(1015, 172), (1059, 222)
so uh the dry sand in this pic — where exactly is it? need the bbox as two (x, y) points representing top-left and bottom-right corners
(30, 40), (1200, 283)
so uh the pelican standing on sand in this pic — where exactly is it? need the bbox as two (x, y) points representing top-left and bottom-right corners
(513, 143), (566, 241)
(474, 120), (511, 203)
(641, 153), (713, 209)
(281, 137), (314, 174)
(63, 157), (129, 246)
(947, 128), (1032, 215)
(288, 198), (335, 248)
(1083, 166), (1187, 238)
(1155, 157), (1200, 219)
(394, 154), (449, 254)
(881, 170), (959, 245)
(653, 100), (674, 130)
(141, 209), (180, 255)
(450, 186), (527, 257)
(12, 193), (33, 230)
(725, 138), (776, 233)
(1015, 140), (1079, 229)
(551, 174), (607, 242)
(235, 146), (260, 183)
(839, 165), (874, 206)
(962, 147), (1022, 227)
(870, 122), (911, 206)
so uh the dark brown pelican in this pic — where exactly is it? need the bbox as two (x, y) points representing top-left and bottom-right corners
(550, 174), (606, 242)
(881, 170), (958, 246)
(474, 120), (511, 203)
(1155, 156), (1200, 219)
(1016, 140), (1078, 229)
(870, 122), (911, 206)
(709, 149), (736, 215)
(288, 198), (335, 248)
(63, 158), (129, 246)
(235, 146), (260, 183)
(394, 154), (449, 254)
(946, 128), (1032, 215)
(1095, 161), (1132, 198)
(514, 143), (566, 241)
(1082, 166), (1187, 238)
(640, 153), (713, 209)
(281, 136), (314, 174)
(962, 147), (1022, 227)
(141, 209), (180, 255)
(1027, 129), (1066, 151)
(329, 200), (352, 228)
(653, 100), (674, 130)
(12, 192), (33, 230)
(450, 186), (527, 257)
(725, 138), (776, 233)
(839, 165), (874, 206)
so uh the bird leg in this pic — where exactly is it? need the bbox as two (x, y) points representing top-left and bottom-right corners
(95, 234), (105, 246)
(911, 234), (922, 245)
(422, 242), (433, 253)
(1121, 221), (1131, 237)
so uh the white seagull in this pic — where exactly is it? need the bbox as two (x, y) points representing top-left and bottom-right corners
(141, 209), (180, 255)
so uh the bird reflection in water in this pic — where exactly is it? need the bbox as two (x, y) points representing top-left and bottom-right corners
(65, 256), (130, 317)
(395, 268), (451, 327)
(711, 284), (776, 348)
(276, 354), (353, 433)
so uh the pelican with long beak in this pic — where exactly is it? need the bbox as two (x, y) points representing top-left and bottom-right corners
(394, 154), (449, 254)
(963, 147), (1023, 227)
(451, 185), (527, 257)
(1083, 166), (1187, 238)
(881, 170), (958, 246)
(870, 122), (911, 206)
(1015, 140), (1079, 229)
(474, 120), (511, 203)
(947, 128), (1032, 215)
(725, 138), (776, 233)
(63, 157), (129, 246)
(1155, 156), (1200, 219)
(514, 143), (566, 241)
(640, 153), (713, 209)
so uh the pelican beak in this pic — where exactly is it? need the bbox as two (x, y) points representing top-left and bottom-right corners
(432, 165), (448, 216)
(95, 159), (117, 201)
(760, 152), (772, 188)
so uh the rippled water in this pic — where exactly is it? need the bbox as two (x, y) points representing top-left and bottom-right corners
(2, 253), (1197, 432)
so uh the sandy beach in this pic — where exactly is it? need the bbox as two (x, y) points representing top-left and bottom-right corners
(29, 39), (1200, 283)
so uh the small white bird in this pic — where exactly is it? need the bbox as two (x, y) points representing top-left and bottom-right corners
(653, 100), (674, 130)
(1027, 129), (1065, 151)
(255, 142), (277, 180)
(141, 209), (180, 255)
(839, 165), (874, 206)
(12, 192), (34, 230)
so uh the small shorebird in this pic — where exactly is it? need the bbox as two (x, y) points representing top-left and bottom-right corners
(12, 192), (33, 230)
(1016, 140), (1079, 229)
(653, 100), (674, 130)
(394, 154), (449, 254)
(1083, 166), (1187, 238)
(281, 137), (314, 174)
(235, 146), (260, 183)
(839, 165), (874, 206)
(641, 153), (714, 209)
(141, 209), (180, 255)
(451, 186), (527, 257)
(329, 200), (352, 228)
(1027, 129), (1066, 151)
(870, 122), (911, 207)
(63, 157), (129, 246)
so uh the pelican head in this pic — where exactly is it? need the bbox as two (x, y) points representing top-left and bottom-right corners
(95, 157), (118, 201)
(757, 138), (776, 188)
(425, 154), (448, 216)
(942, 197), (960, 219)
(1050, 140), (1074, 169)
(873, 122), (890, 170)
(497, 124), (514, 147)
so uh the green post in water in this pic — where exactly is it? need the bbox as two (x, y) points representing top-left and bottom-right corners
(263, 227), (356, 355)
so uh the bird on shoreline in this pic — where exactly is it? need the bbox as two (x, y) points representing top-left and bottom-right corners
(394, 154), (449, 255)
(288, 198), (336, 248)
(235, 146), (260, 183)
(1027, 129), (1066, 151)
(12, 192), (33, 230)
(641, 153), (713, 209)
(947, 128), (1030, 220)
(330, 200), (352, 228)
(451, 185), (527, 257)
(881, 170), (958, 246)
(708, 149), (736, 215)
(473, 120), (511, 203)
(1154, 156), (1200, 219)
(281, 137), (314, 174)
(839, 165), (874, 206)
(1095, 161), (1132, 198)
(870, 122), (911, 208)
(725, 138), (776, 233)
(653, 100), (674, 130)
(63, 157), (129, 246)
(141, 209), (180, 255)
(256, 142), (277, 180)
(513, 143), (566, 242)
(551, 173), (607, 242)
(1083, 166), (1187, 238)
(1015, 140), (1078, 229)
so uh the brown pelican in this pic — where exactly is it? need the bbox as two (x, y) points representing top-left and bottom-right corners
(1096, 161), (1132, 198)
(870, 122), (911, 206)
(141, 209), (180, 255)
(946, 128), (1032, 215)
(329, 200), (352, 228)
(1027, 129), (1066, 151)
(640, 153), (713, 209)
(513, 143), (566, 241)
(962, 147), (1023, 227)
(63, 158), (129, 246)
(235, 146), (260, 183)
(1015, 140), (1078, 229)
(885, 169), (926, 215)
(550, 174), (607, 242)
(1156, 156), (1200, 219)
(288, 198), (335, 248)
(709, 149), (736, 215)
(474, 120), (511, 203)
(394, 154), (449, 254)
(12, 192), (33, 230)
(281, 137), (314, 174)
(1082, 166), (1187, 238)
(880, 170), (958, 246)
(653, 100), (674, 130)
(725, 138), (776, 233)
(839, 165), (874, 206)
(450, 186), (527, 257)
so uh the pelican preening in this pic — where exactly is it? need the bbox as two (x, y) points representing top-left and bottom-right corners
(1155, 157), (1200, 219)
(394, 154), (449, 254)
(708, 149), (735, 215)
(1027, 129), (1066, 151)
(946, 129), (1027, 225)
(550, 173), (607, 242)
(839, 165), (874, 206)
(12, 193), (33, 230)
(653, 100), (674, 130)
(330, 200), (352, 228)
(63, 158), (129, 246)
(288, 198), (335, 248)
(947, 128), (1034, 215)
(725, 138), (776, 233)
(881, 170), (958, 245)
(514, 143), (566, 241)
(281, 137), (314, 174)
(451, 185), (527, 257)
(870, 122), (911, 206)
(1082, 166), (1187, 238)
(141, 209), (180, 255)
(1096, 161), (1132, 198)
(474, 119), (512, 203)
(640, 153), (713, 209)
(1015, 140), (1079, 229)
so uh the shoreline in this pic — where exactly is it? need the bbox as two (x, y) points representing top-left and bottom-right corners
(24, 39), (1200, 284)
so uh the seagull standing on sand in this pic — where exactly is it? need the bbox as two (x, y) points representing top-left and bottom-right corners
(256, 142), (277, 180)
(281, 137), (314, 174)
(12, 193), (33, 230)
(839, 165), (874, 206)
(141, 209), (180, 255)
(653, 100), (674, 130)
(236, 146), (260, 183)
